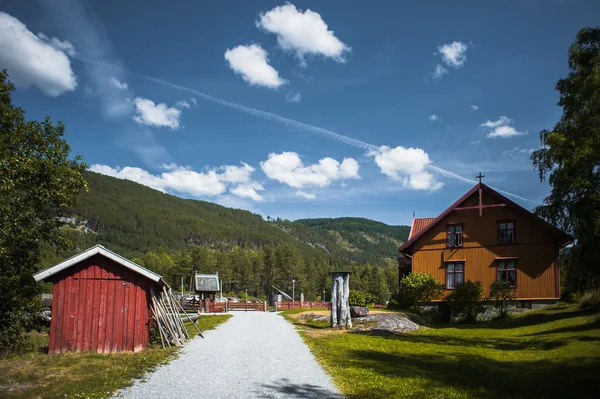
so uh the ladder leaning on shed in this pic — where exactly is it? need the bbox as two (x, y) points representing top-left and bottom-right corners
(150, 285), (203, 348)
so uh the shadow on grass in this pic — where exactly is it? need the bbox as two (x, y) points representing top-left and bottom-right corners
(437, 305), (598, 331)
(526, 317), (600, 336)
(257, 378), (343, 399)
(349, 349), (600, 399)
(350, 330), (591, 351)
(301, 321), (330, 330)
(284, 316), (330, 330)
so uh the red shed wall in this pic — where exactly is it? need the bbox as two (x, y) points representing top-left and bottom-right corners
(48, 254), (154, 354)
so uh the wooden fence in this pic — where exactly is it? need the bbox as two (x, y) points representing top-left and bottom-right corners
(226, 302), (266, 312)
(208, 303), (226, 313)
(275, 301), (331, 311)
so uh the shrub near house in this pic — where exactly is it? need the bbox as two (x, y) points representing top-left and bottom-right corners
(489, 280), (517, 318)
(395, 272), (444, 311)
(447, 280), (486, 322)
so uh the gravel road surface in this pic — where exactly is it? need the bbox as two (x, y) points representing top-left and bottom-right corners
(115, 312), (342, 399)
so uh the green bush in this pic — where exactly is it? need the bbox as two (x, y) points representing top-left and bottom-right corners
(578, 289), (600, 310)
(349, 291), (377, 307)
(489, 280), (516, 318)
(397, 272), (444, 310)
(447, 280), (485, 323)
(387, 298), (400, 309)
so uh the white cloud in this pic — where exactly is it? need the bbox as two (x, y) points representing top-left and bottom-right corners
(219, 162), (255, 183)
(39, 2), (136, 118)
(260, 152), (359, 190)
(504, 147), (536, 160)
(89, 164), (165, 190)
(285, 91), (302, 103)
(430, 41), (468, 79)
(486, 125), (524, 138)
(156, 168), (225, 196)
(432, 64), (448, 79)
(481, 116), (512, 128)
(296, 190), (316, 200)
(480, 116), (524, 138)
(132, 97), (182, 129)
(175, 100), (191, 109)
(37, 33), (76, 57)
(90, 162), (265, 201)
(257, 3), (350, 64)
(0, 12), (77, 96)
(230, 182), (264, 201)
(368, 146), (443, 191)
(90, 164), (225, 196)
(438, 41), (468, 68)
(470, 105), (479, 111)
(108, 77), (128, 90)
(224, 44), (286, 88)
(429, 114), (440, 121)
(190, 97), (197, 106)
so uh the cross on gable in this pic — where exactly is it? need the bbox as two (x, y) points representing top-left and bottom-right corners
(476, 172), (485, 183)
(453, 174), (508, 216)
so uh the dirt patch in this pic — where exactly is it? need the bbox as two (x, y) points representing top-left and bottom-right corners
(299, 313), (329, 322)
(294, 311), (421, 335)
(290, 309), (393, 319)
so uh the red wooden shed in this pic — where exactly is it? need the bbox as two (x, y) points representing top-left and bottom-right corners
(33, 245), (165, 354)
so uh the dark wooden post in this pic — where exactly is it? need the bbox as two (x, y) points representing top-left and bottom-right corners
(329, 271), (352, 328)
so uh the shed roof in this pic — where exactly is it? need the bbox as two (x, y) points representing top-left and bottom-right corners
(195, 273), (220, 292)
(33, 245), (163, 283)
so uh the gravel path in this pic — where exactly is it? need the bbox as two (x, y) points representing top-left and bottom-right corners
(115, 312), (342, 399)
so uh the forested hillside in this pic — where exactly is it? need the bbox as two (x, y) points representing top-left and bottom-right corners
(38, 171), (407, 302)
(293, 217), (410, 264)
(68, 171), (315, 255)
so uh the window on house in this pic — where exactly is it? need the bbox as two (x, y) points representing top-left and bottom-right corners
(447, 224), (464, 248)
(498, 221), (515, 244)
(497, 259), (517, 287)
(446, 262), (464, 289)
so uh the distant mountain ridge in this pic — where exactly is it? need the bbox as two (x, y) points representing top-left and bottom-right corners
(55, 171), (409, 266)
(293, 217), (409, 264)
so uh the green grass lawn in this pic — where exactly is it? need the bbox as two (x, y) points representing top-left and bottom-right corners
(0, 314), (231, 399)
(283, 304), (600, 399)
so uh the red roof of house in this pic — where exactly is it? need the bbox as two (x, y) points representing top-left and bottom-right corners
(409, 218), (436, 239)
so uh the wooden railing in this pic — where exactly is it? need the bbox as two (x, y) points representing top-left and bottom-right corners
(226, 302), (266, 312)
(207, 303), (226, 313)
(276, 301), (331, 311)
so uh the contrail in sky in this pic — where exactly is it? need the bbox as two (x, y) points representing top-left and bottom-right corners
(135, 73), (379, 152)
(134, 73), (536, 204)
(428, 166), (533, 202)
(76, 58), (536, 204)
(134, 72), (536, 204)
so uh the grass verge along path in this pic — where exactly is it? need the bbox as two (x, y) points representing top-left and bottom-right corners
(282, 304), (600, 399)
(0, 315), (231, 399)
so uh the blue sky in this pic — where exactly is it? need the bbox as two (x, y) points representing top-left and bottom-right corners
(1, 0), (598, 225)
